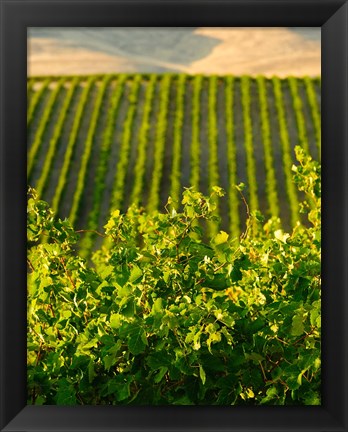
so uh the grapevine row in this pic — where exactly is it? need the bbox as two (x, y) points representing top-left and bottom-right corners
(130, 74), (157, 207)
(207, 75), (220, 236)
(241, 76), (259, 213)
(102, 75), (142, 250)
(304, 76), (321, 159)
(288, 77), (309, 154)
(79, 75), (127, 258)
(272, 77), (299, 227)
(51, 76), (97, 214)
(27, 79), (35, 104)
(27, 78), (34, 93)
(110, 75), (142, 213)
(169, 74), (186, 208)
(27, 78), (50, 128)
(146, 74), (172, 213)
(224, 75), (240, 238)
(256, 76), (280, 219)
(36, 77), (80, 198)
(27, 78), (66, 180)
(69, 75), (112, 227)
(190, 75), (203, 191)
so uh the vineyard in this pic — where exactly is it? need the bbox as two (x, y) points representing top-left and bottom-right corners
(27, 73), (322, 405)
(27, 73), (321, 259)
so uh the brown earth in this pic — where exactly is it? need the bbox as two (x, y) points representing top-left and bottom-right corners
(27, 27), (320, 77)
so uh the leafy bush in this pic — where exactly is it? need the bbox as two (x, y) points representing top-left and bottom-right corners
(27, 146), (320, 405)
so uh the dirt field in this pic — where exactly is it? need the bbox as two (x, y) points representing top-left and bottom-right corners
(27, 27), (320, 77)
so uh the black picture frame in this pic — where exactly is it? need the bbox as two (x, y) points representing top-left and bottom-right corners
(1, 1), (347, 431)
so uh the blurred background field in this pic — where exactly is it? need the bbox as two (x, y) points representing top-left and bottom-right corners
(28, 27), (320, 77)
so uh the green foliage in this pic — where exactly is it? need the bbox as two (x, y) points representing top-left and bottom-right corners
(257, 76), (279, 219)
(190, 75), (203, 191)
(69, 75), (112, 226)
(207, 75), (220, 237)
(36, 77), (80, 198)
(169, 74), (186, 208)
(27, 78), (50, 128)
(288, 77), (309, 154)
(79, 74), (127, 258)
(241, 76), (259, 213)
(224, 75), (240, 237)
(272, 77), (300, 227)
(27, 149), (320, 406)
(111, 75), (142, 213)
(147, 74), (172, 212)
(51, 76), (97, 214)
(131, 74), (157, 207)
(304, 76), (321, 158)
(28, 78), (66, 178)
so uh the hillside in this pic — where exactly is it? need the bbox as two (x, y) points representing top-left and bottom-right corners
(28, 27), (321, 77)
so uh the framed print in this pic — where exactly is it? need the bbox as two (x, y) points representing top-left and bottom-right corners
(1, 0), (347, 431)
